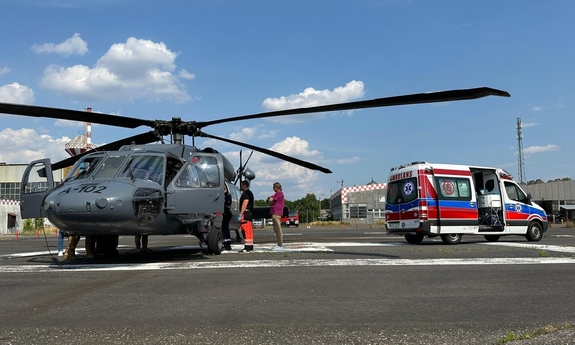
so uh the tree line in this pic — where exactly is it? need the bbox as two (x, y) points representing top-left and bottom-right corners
(254, 193), (331, 223)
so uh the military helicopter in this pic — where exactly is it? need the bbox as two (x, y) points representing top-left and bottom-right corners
(0, 87), (509, 254)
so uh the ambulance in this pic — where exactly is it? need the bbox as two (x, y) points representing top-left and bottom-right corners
(385, 162), (548, 244)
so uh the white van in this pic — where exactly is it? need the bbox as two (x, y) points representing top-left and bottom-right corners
(385, 162), (549, 244)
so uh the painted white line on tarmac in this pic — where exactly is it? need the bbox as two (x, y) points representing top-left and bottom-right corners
(484, 242), (575, 253)
(0, 257), (574, 273)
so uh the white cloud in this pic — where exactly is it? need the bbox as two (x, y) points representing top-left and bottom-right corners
(228, 124), (279, 142)
(0, 128), (71, 164)
(531, 105), (543, 112)
(229, 126), (258, 142)
(261, 80), (365, 123)
(39, 37), (191, 103)
(179, 69), (195, 80)
(522, 122), (537, 128)
(216, 136), (326, 199)
(523, 144), (560, 155)
(0, 66), (10, 76)
(0, 82), (35, 104)
(270, 136), (321, 157)
(222, 149), (320, 200)
(31, 33), (88, 56)
(336, 156), (360, 164)
(54, 119), (90, 128)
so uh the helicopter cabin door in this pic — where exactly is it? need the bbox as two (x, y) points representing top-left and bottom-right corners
(165, 154), (224, 214)
(20, 159), (54, 219)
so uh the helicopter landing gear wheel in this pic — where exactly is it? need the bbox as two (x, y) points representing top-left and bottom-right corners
(207, 227), (223, 255)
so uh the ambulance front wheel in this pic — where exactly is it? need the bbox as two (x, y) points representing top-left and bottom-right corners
(405, 233), (424, 244)
(441, 234), (462, 245)
(525, 222), (543, 242)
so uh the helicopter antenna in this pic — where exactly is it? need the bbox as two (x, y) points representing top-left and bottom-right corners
(234, 150), (254, 185)
(234, 150), (243, 185)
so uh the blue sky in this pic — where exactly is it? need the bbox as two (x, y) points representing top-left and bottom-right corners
(0, 0), (573, 201)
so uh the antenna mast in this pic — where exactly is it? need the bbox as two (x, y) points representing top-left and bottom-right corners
(516, 117), (526, 183)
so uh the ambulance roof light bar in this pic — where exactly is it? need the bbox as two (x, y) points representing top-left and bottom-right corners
(390, 161), (429, 171)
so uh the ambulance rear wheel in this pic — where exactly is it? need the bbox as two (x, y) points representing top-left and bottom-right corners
(484, 235), (500, 242)
(405, 233), (424, 244)
(207, 227), (223, 255)
(441, 234), (462, 245)
(525, 222), (543, 242)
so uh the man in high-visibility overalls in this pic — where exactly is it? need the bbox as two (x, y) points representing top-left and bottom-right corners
(238, 180), (254, 253)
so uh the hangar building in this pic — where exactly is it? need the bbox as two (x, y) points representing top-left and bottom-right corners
(330, 180), (387, 224)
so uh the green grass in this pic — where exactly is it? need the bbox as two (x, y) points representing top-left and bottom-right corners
(497, 323), (574, 344)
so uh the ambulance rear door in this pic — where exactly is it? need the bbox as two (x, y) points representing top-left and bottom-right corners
(386, 174), (420, 231)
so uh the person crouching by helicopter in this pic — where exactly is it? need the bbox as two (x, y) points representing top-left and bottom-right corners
(135, 234), (150, 252)
(238, 180), (254, 253)
(222, 185), (233, 251)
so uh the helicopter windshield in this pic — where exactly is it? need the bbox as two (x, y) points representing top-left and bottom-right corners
(91, 155), (127, 179)
(117, 154), (165, 185)
(176, 155), (220, 188)
(65, 155), (104, 180)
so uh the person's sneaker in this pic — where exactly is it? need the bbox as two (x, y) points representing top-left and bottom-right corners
(58, 251), (64, 257)
(271, 246), (284, 251)
(224, 244), (232, 251)
(238, 247), (253, 253)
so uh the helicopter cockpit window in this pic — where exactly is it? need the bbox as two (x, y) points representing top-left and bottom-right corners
(66, 156), (103, 180)
(92, 156), (126, 179)
(176, 155), (220, 188)
(117, 155), (165, 184)
(176, 165), (200, 187)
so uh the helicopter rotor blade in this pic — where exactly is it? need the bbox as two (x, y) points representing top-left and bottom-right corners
(0, 102), (155, 129)
(199, 132), (332, 174)
(198, 87), (510, 127)
(51, 131), (161, 171)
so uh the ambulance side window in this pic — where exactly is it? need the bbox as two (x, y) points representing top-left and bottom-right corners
(435, 177), (472, 201)
(504, 181), (527, 203)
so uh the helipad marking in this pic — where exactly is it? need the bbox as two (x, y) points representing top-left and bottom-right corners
(0, 245), (131, 260)
(0, 241), (411, 260)
(0, 257), (574, 273)
(484, 242), (575, 253)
